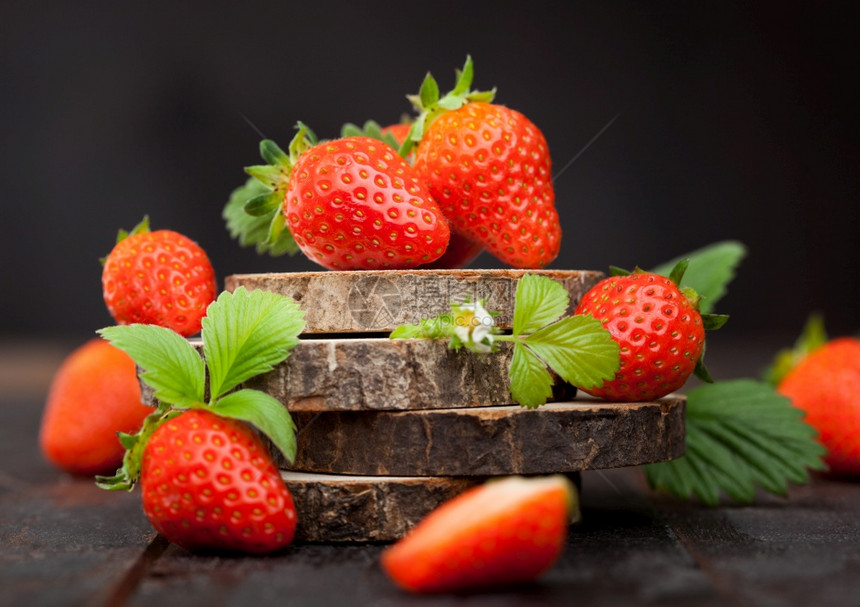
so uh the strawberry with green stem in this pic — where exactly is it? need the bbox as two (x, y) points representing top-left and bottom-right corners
(574, 260), (729, 402)
(102, 216), (217, 337)
(232, 123), (450, 270)
(403, 56), (560, 269)
(97, 287), (306, 554)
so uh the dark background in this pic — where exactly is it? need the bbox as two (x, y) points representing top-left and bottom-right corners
(2, 2), (858, 349)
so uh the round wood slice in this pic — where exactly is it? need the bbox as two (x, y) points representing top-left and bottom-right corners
(286, 397), (686, 476)
(225, 269), (603, 334)
(281, 471), (484, 542)
(142, 338), (575, 412)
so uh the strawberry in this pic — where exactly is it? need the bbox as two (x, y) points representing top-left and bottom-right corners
(139, 409), (297, 554)
(574, 261), (728, 401)
(244, 125), (450, 270)
(39, 339), (152, 476)
(403, 57), (560, 269)
(769, 317), (860, 475)
(97, 287), (305, 554)
(381, 475), (577, 593)
(101, 217), (217, 337)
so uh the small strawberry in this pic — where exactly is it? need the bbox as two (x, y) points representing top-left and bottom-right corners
(381, 475), (578, 593)
(139, 409), (297, 553)
(403, 57), (560, 269)
(39, 338), (151, 476)
(102, 216), (217, 337)
(768, 316), (860, 475)
(574, 260), (728, 401)
(242, 124), (450, 270)
(97, 287), (306, 555)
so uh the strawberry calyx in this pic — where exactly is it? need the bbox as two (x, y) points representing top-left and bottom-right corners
(399, 55), (496, 158)
(340, 119), (403, 150)
(224, 123), (320, 257)
(99, 215), (151, 266)
(763, 313), (828, 386)
(96, 402), (180, 491)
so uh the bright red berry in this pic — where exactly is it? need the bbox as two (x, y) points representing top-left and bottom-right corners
(575, 268), (715, 401)
(139, 409), (297, 554)
(413, 102), (559, 269)
(778, 337), (860, 475)
(39, 339), (151, 476)
(381, 475), (577, 593)
(102, 217), (217, 337)
(284, 136), (450, 269)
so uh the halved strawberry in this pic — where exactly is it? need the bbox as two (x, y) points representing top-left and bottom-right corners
(381, 475), (577, 593)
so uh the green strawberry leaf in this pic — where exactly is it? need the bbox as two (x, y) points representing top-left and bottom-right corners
(203, 287), (306, 401)
(509, 343), (555, 409)
(651, 240), (747, 314)
(644, 379), (827, 505)
(762, 313), (828, 386)
(513, 273), (569, 336)
(209, 389), (297, 465)
(521, 315), (620, 391)
(98, 324), (204, 408)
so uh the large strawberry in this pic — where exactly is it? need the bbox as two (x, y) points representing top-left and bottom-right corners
(574, 260), (728, 401)
(381, 475), (577, 593)
(403, 57), (560, 269)
(102, 217), (217, 337)
(241, 125), (450, 270)
(139, 409), (297, 553)
(97, 287), (306, 555)
(767, 316), (860, 475)
(39, 339), (151, 476)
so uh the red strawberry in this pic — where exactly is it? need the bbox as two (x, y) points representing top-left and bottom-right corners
(139, 409), (297, 554)
(381, 475), (577, 593)
(245, 127), (450, 270)
(102, 217), (217, 337)
(770, 317), (860, 475)
(404, 58), (560, 269)
(574, 262), (727, 401)
(39, 339), (151, 476)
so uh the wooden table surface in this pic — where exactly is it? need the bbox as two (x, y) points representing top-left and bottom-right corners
(3, 339), (860, 607)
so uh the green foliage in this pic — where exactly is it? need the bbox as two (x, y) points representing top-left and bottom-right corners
(651, 240), (747, 314)
(97, 288), (306, 491)
(644, 379), (826, 505)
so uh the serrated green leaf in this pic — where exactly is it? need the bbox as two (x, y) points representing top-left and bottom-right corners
(651, 241), (747, 314)
(203, 287), (305, 401)
(522, 315), (620, 390)
(513, 274), (569, 336)
(644, 379), (826, 505)
(99, 324), (204, 408)
(210, 389), (297, 465)
(509, 344), (555, 409)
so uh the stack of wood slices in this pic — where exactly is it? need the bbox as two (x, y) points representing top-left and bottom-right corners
(215, 269), (686, 542)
